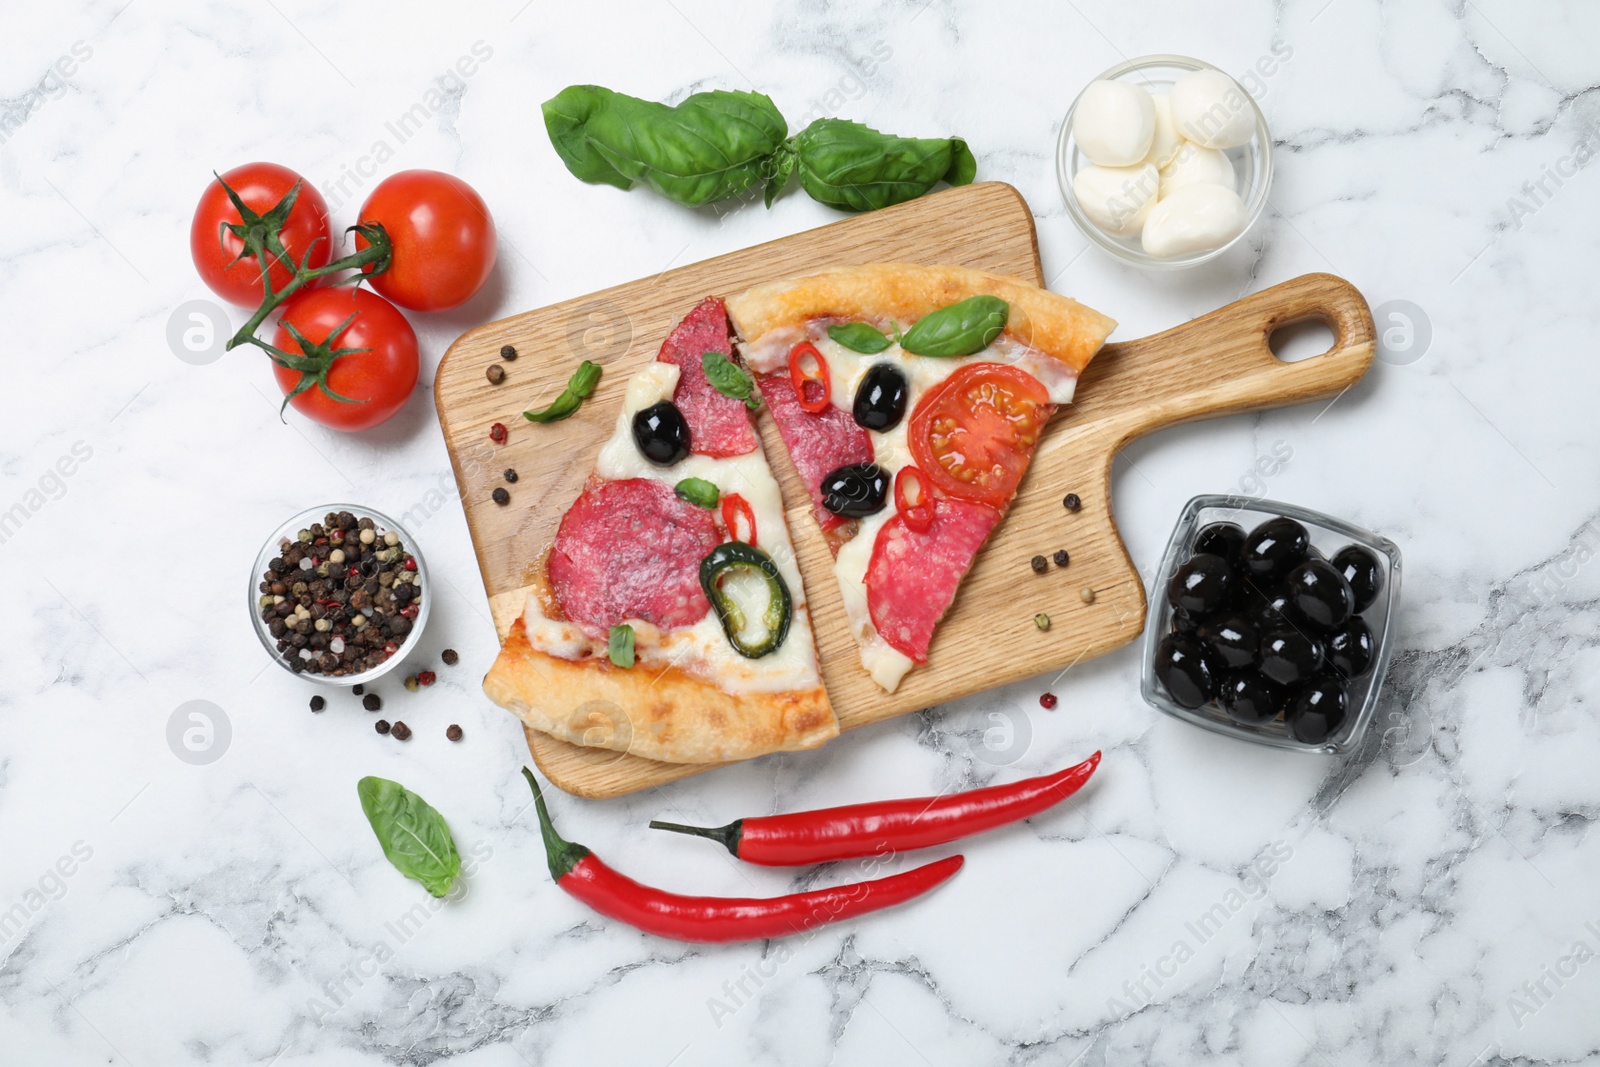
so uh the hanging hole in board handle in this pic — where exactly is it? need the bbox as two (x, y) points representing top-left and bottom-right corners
(1269, 318), (1337, 363)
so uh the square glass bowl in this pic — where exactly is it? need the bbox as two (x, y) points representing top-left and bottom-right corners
(1057, 54), (1273, 270)
(1139, 495), (1401, 753)
(248, 504), (430, 687)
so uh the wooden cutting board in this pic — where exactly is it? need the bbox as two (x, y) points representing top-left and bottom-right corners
(435, 182), (1375, 798)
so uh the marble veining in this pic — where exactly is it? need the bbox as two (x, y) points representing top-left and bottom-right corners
(2, 1), (1598, 1064)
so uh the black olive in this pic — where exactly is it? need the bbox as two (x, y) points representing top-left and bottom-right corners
(1326, 616), (1375, 678)
(1154, 634), (1217, 709)
(1166, 553), (1234, 616)
(1171, 608), (1202, 635)
(1286, 675), (1349, 744)
(1240, 517), (1310, 582)
(1196, 613), (1259, 670)
(821, 463), (889, 518)
(852, 363), (909, 432)
(632, 401), (691, 466)
(1284, 558), (1355, 630)
(1193, 521), (1246, 560)
(1220, 673), (1288, 725)
(1258, 626), (1325, 687)
(1330, 544), (1384, 613)
(1237, 582), (1300, 630)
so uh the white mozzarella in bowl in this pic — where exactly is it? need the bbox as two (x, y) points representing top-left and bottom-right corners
(1072, 80), (1157, 167)
(1141, 183), (1249, 258)
(1158, 141), (1238, 198)
(1072, 163), (1161, 237)
(1168, 69), (1255, 150)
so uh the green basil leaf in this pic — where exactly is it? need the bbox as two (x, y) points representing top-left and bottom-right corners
(701, 351), (759, 411)
(900, 296), (1010, 357)
(525, 360), (603, 423)
(608, 623), (636, 668)
(791, 118), (976, 213)
(827, 322), (893, 354)
(543, 86), (788, 207)
(357, 776), (462, 898)
(763, 140), (797, 207)
(674, 477), (720, 509)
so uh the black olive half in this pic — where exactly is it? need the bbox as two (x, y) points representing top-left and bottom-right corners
(821, 462), (889, 518)
(632, 401), (691, 466)
(852, 364), (909, 432)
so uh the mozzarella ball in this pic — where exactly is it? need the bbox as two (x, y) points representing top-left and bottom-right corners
(1073, 163), (1160, 237)
(1073, 80), (1157, 167)
(1169, 69), (1256, 150)
(1142, 94), (1184, 170)
(1159, 141), (1238, 198)
(1141, 183), (1249, 258)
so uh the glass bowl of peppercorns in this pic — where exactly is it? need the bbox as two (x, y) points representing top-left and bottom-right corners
(1139, 495), (1401, 754)
(249, 505), (430, 686)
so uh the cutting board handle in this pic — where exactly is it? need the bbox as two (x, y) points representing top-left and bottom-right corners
(1085, 272), (1377, 447)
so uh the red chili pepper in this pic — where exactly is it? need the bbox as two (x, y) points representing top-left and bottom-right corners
(720, 492), (757, 545)
(788, 342), (832, 414)
(893, 465), (935, 534)
(652, 751), (1101, 867)
(523, 769), (962, 943)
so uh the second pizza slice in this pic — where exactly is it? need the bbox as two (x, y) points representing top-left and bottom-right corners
(726, 264), (1116, 693)
(484, 298), (836, 764)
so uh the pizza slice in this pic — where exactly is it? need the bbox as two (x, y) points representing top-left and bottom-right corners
(483, 297), (836, 764)
(726, 264), (1116, 693)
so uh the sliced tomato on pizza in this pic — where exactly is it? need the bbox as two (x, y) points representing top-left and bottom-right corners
(727, 264), (1115, 692)
(484, 298), (836, 764)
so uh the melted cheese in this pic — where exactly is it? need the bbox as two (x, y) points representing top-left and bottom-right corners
(521, 364), (823, 696)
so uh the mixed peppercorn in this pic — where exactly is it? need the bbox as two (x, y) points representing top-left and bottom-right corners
(258, 511), (421, 677)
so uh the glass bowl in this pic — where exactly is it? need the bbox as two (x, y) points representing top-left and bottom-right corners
(1057, 54), (1274, 270)
(1139, 495), (1401, 754)
(248, 504), (431, 687)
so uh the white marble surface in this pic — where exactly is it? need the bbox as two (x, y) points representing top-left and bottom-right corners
(4, 1), (1599, 1064)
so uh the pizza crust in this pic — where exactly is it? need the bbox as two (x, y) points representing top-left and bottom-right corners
(483, 622), (837, 764)
(725, 263), (1117, 373)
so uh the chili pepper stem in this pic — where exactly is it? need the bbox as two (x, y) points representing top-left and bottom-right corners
(522, 767), (590, 881)
(648, 819), (744, 857)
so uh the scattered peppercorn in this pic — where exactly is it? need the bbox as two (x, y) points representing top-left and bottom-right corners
(1063, 493), (1081, 512)
(1053, 549), (1070, 568)
(391, 721), (412, 741)
(486, 364), (506, 385)
(1034, 613), (1051, 631)
(375, 719), (391, 734)
(1080, 587), (1096, 604)
(1030, 555), (1048, 574)
(500, 344), (517, 360)
(309, 695), (325, 712)
(441, 649), (459, 666)
(418, 670), (437, 686)
(1040, 692), (1058, 709)
(489, 422), (508, 445)
(403, 674), (420, 692)
(446, 724), (463, 742)
(503, 468), (518, 483)
(353, 684), (365, 696)
(492, 487), (510, 506)
(363, 693), (382, 712)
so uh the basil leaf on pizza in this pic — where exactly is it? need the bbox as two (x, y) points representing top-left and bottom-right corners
(607, 624), (636, 668)
(791, 118), (976, 212)
(900, 296), (1009, 357)
(674, 477), (720, 509)
(701, 351), (760, 410)
(542, 86), (788, 206)
(827, 322), (893, 354)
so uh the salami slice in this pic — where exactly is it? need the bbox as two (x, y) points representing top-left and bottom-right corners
(865, 499), (1002, 663)
(756, 371), (874, 531)
(657, 297), (759, 458)
(549, 478), (721, 633)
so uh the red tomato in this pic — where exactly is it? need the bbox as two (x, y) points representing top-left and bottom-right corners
(271, 288), (418, 432)
(190, 162), (331, 307)
(908, 363), (1054, 507)
(356, 170), (496, 311)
